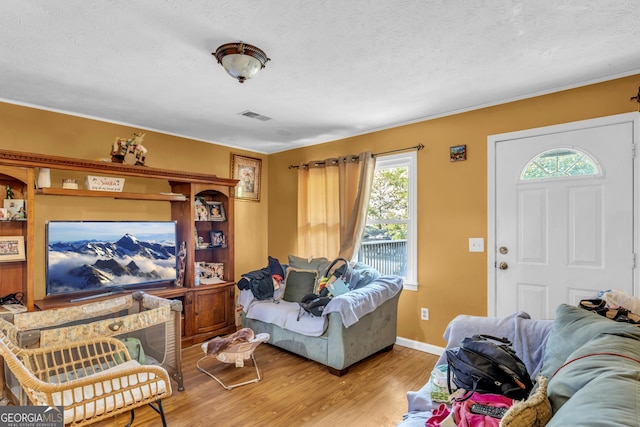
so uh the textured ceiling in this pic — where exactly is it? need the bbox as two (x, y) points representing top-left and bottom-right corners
(1, 1), (639, 154)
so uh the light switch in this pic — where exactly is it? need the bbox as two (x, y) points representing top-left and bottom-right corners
(469, 238), (484, 252)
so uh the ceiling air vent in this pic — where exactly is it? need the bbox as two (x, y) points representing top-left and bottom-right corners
(239, 110), (272, 121)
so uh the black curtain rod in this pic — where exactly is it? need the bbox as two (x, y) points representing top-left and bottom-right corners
(288, 143), (424, 169)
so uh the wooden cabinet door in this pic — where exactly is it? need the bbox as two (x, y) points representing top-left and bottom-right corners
(192, 285), (234, 336)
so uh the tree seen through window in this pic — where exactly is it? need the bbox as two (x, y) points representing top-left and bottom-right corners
(521, 149), (599, 180)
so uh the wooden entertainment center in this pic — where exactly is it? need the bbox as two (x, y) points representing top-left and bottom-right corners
(0, 149), (238, 346)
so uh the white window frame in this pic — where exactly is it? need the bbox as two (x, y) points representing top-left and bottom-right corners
(520, 147), (602, 181)
(369, 151), (418, 290)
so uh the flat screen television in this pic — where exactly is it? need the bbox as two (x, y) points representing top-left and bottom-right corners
(46, 220), (178, 300)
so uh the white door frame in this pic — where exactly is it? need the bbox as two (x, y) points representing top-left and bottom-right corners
(487, 112), (640, 317)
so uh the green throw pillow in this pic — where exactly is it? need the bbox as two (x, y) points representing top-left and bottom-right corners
(283, 268), (318, 302)
(288, 255), (331, 276)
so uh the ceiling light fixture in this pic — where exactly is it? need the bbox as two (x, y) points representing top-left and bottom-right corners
(213, 42), (270, 83)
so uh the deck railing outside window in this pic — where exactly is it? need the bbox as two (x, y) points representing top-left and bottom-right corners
(357, 240), (407, 276)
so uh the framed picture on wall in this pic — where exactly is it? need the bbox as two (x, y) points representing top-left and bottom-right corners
(0, 235), (25, 262)
(450, 144), (467, 162)
(231, 154), (262, 202)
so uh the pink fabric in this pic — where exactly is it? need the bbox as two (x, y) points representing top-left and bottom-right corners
(426, 404), (451, 427)
(452, 392), (513, 427)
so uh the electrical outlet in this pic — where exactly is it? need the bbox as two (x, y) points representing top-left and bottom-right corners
(469, 238), (484, 252)
(421, 307), (429, 320)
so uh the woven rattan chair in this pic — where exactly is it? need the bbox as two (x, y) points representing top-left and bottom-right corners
(0, 331), (171, 426)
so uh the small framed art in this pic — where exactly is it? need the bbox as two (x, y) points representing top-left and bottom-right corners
(231, 154), (262, 201)
(210, 230), (227, 248)
(3, 199), (25, 220)
(209, 263), (224, 280)
(206, 201), (226, 221)
(0, 235), (25, 262)
(450, 145), (467, 162)
(196, 262), (225, 284)
(194, 197), (209, 221)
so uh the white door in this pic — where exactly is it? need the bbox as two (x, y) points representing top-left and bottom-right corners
(488, 113), (639, 319)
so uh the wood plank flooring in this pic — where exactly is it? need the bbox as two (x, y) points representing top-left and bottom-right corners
(93, 342), (438, 427)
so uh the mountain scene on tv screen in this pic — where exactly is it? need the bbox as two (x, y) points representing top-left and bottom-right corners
(47, 226), (176, 295)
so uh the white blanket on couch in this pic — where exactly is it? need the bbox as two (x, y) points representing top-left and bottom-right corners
(245, 299), (328, 336)
(324, 275), (403, 327)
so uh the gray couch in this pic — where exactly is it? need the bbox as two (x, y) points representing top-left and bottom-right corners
(399, 304), (640, 426)
(239, 275), (403, 375)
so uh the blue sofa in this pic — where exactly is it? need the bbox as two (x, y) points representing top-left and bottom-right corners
(239, 274), (403, 375)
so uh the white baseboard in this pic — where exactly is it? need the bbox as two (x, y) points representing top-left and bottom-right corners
(395, 336), (444, 357)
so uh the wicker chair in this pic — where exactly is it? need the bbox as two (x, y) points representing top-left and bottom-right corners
(0, 331), (171, 426)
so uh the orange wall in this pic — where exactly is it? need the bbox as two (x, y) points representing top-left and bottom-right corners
(0, 102), (269, 300)
(1, 74), (639, 347)
(268, 74), (640, 346)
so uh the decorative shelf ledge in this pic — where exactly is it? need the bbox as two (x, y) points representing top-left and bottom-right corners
(35, 187), (187, 201)
(0, 148), (238, 186)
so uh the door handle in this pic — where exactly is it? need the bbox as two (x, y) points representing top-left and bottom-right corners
(498, 262), (508, 270)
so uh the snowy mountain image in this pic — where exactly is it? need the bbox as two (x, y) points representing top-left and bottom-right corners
(46, 221), (177, 295)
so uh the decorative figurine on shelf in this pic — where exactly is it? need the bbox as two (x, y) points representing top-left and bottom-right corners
(12, 206), (26, 220)
(175, 241), (186, 287)
(5, 185), (13, 200)
(110, 132), (147, 166)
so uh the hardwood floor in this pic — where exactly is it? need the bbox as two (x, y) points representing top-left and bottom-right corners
(93, 342), (438, 427)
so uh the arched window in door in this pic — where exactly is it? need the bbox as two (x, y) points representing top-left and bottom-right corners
(520, 148), (601, 180)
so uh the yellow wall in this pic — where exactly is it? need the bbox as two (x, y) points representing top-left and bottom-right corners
(268, 74), (640, 346)
(1, 74), (639, 348)
(0, 102), (269, 300)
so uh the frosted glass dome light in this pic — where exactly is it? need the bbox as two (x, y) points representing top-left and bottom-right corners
(213, 42), (270, 83)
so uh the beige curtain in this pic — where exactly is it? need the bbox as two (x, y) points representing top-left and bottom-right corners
(297, 151), (375, 261)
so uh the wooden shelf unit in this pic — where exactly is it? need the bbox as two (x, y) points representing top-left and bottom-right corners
(0, 149), (238, 345)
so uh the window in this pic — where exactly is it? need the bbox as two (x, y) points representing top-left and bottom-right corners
(521, 148), (600, 180)
(357, 151), (417, 290)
